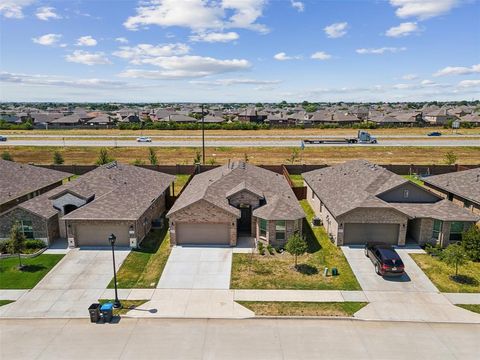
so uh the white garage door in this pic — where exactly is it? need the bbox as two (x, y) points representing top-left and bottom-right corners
(344, 223), (399, 245)
(176, 223), (230, 245)
(76, 223), (130, 247)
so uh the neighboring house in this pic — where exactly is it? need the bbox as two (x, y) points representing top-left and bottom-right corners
(459, 113), (480, 126)
(0, 160), (71, 214)
(423, 167), (480, 225)
(303, 160), (478, 247)
(423, 108), (456, 125)
(0, 162), (174, 247)
(167, 161), (305, 247)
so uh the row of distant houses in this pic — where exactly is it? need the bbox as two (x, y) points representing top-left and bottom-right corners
(2, 104), (479, 128)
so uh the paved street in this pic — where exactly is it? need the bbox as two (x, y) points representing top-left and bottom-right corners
(1, 138), (479, 147)
(0, 248), (129, 318)
(1, 318), (479, 360)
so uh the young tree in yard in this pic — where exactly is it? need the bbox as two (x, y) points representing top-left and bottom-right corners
(462, 226), (480, 261)
(193, 149), (201, 165)
(287, 148), (300, 164)
(148, 147), (158, 165)
(53, 151), (64, 165)
(441, 243), (467, 277)
(444, 151), (458, 165)
(285, 233), (308, 268)
(1, 151), (13, 161)
(96, 148), (113, 165)
(8, 222), (26, 270)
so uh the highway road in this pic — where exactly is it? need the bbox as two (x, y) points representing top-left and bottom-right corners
(1, 318), (479, 359)
(1, 138), (479, 147)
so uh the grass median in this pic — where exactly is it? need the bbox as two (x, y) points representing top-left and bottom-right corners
(230, 200), (361, 290)
(108, 227), (171, 289)
(0, 254), (64, 289)
(457, 304), (480, 314)
(238, 301), (367, 317)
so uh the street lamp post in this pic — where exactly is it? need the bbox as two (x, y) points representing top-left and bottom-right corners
(201, 104), (205, 165)
(108, 233), (122, 309)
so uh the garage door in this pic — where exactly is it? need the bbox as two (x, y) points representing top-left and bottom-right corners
(343, 223), (399, 245)
(176, 223), (230, 245)
(76, 223), (129, 247)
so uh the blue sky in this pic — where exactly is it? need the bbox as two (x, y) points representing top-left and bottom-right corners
(0, 0), (479, 102)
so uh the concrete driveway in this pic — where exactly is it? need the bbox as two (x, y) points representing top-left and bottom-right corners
(0, 248), (129, 318)
(157, 246), (232, 289)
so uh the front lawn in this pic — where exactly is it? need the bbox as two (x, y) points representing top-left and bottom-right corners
(457, 304), (480, 314)
(238, 301), (367, 317)
(289, 174), (304, 187)
(411, 254), (480, 293)
(0, 254), (64, 289)
(98, 299), (148, 315)
(230, 200), (361, 290)
(108, 227), (170, 288)
(0, 300), (14, 307)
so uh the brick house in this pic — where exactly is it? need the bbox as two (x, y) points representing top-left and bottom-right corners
(303, 160), (478, 247)
(167, 161), (305, 247)
(0, 159), (71, 214)
(0, 162), (174, 248)
(423, 167), (480, 225)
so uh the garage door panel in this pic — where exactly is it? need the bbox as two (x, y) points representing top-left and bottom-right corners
(76, 224), (129, 247)
(344, 223), (399, 245)
(177, 223), (230, 245)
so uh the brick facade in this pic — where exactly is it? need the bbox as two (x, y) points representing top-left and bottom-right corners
(0, 207), (52, 244)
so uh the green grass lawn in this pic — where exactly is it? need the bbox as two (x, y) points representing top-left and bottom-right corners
(289, 174), (304, 187)
(98, 299), (148, 315)
(411, 254), (480, 293)
(0, 254), (64, 289)
(0, 300), (14, 307)
(402, 175), (424, 186)
(230, 200), (361, 290)
(173, 174), (191, 196)
(457, 304), (480, 314)
(238, 301), (367, 317)
(108, 227), (171, 288)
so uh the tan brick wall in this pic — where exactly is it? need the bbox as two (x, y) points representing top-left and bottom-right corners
(228, 190), (261, 208)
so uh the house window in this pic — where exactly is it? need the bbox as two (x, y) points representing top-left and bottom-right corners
(449, 222), (464, 241)
(259, 219), (267, 238)
(403, 189), (409, 198)
(21, 220), (34, 239)
(432, 219), (442, 240)
(276, 220), (286, 241)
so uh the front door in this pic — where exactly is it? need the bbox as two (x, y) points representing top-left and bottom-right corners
(238, 205), (252, 234)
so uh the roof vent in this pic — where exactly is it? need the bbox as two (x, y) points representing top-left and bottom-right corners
(106, 161), (118, 169)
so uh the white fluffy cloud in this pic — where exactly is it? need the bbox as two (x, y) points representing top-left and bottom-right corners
(0, 0), (34, 19)
(76, 36), (98, 47)
(434, 64), (480, 77)
(189, 31), (239, 43)
(389, 0), (460, 20)
(402, 74), (418, 80)
(124, 0), (268, 34)
(0, 71), (127, 88)
(118, 56), (250, 79)
(291, 1), (304, 12)
(32, 33), (62, 46)
(356, 47), (406, 55)
(324, 22), (348, 38)
(458, 79), (480, 88)
(311, 51), (331, 60)
(35, 6), (61, 21)
(113, 43), (190, 64)
(385, 22), (419, 37)
(191, 78), (281, 86)
(65, 51), (112, 65)
(115, 37), (129, 44)
(273, 52), (301, 61)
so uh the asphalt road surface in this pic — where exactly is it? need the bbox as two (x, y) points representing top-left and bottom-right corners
(1, 318), (479, 359)
(1, 138), (479, 147)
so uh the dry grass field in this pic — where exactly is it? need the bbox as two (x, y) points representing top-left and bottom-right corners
(2, 145), (479, 165)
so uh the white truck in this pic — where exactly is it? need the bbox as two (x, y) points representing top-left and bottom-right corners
(303, 130), (377, 145)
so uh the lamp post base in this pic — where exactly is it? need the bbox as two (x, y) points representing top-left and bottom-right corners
(113, 300), (122, 309)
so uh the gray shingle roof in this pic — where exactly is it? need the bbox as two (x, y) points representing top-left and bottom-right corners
(0, 160), (71, 206)
(392, 200), (479, 222)
(168, 162), (304, 221)
(20, 163), (174, 220)
(424, 167), (480, 205)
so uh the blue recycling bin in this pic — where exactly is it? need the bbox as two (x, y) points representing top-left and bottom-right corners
(100, 302), (114, 322)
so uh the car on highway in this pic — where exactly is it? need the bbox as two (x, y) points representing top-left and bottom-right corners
(427, 131), (442, 136)
(364, 242), (405, 277)
(0, 135), (7, 141)
(136, 136), (152, 142)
